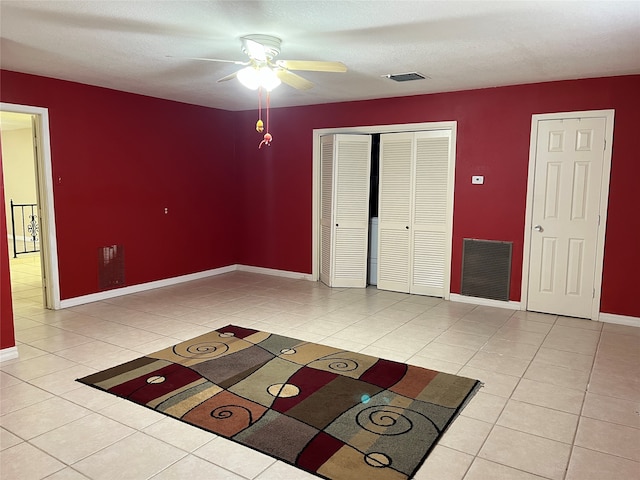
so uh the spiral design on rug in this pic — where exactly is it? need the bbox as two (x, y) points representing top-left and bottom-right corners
(172, 341), (229, 359)
(210, 405), (253, 424)
(356, 405), (415, 436)
(311, 357), (360, 372)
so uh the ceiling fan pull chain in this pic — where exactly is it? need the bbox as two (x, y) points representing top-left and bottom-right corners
(259, 90), (273, 149)
(256, 87), (264, 133)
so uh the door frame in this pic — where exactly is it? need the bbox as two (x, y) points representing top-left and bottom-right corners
(312, 121), (457, 299)
(1, 102), (61, 309)
(521, 109), (614, 320)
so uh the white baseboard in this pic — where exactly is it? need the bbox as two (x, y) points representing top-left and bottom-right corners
(449, 293), (521, 310)
(59, 264), (313, 309)
(60, 264), (238, 308)
(448, 295), (639, 326)
(0, 346), (19, 362)
(598, 313), (640, 327)
(237, 264), (313, 280)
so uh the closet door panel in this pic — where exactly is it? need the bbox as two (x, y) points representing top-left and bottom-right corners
(411, 131), (452, 296)
(319, 135), (334, 286)
(324, 134), (372, 288)
(378, 133), (414, 292)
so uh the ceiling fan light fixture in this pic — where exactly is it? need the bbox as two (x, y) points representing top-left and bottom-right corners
(237, 66), (281, 91)
(237, 66), (261, 90)
(258, 67), (281, 91)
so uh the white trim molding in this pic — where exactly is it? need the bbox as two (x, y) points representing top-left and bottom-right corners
(450, 293), (521, 310)
(599, 313), (640, 328)
(237, 265), (313, 280)
(59, 264), (314, 309)
(60, 265), (238, 308)
(0, 346), (19, 363)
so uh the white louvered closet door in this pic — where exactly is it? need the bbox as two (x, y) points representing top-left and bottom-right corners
(378, 130), (453, 296)
(411, 130), (453, 296)
(320, 135), (334, 286)
(377, 133), (414, 293)
(320, 134), (372, 288)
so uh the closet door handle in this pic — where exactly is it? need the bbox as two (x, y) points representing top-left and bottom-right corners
(336, 224), (339, 227)
(405, 226), (409, 229)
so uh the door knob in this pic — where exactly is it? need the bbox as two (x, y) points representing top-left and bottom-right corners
(534, 225), (543, 232)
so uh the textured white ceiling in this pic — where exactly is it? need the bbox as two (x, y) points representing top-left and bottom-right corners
(1, 1), (639, 111)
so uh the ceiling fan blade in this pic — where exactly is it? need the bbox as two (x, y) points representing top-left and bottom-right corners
(276, 69), (314, 90)
(275, 60), (347, 73)
(166, 55), (248, 65)
(217, 71), (238, 83)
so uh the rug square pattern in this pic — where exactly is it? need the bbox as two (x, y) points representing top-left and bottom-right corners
(78, 325), (480, 480)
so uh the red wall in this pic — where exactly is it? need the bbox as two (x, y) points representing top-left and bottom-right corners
(0, 153), (16, 349)
(0, 70), (241, 303)
(1, 70), (638, 347)
(235, 76), (640, 317)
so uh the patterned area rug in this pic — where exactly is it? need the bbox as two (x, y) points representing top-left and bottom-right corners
(78, 325), (481, 480)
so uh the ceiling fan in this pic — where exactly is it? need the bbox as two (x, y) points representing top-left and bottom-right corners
(185, 34), (347, 90)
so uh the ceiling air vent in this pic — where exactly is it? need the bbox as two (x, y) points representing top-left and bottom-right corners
(383, 72), (428, 82)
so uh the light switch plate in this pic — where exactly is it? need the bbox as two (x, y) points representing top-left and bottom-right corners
(472, 175), (484, 185)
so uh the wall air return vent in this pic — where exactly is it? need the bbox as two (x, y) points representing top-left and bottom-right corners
(98, 245), (125, 290)
(383, 72), (429, 82)
(461, 239), (512, 301)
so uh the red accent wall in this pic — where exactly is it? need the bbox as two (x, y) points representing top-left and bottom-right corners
(1, 152), (16, 349)
(1, 70), (639, 351)
(235, 76), (640, 317)
(0, 70), (241, 304)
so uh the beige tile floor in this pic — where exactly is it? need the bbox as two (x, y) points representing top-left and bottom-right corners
(1, 254), (639, 479)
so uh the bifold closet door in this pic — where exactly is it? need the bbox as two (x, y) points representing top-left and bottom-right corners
(377, 130), (453, 297)
(320, 134), (372, 288)
(377, 132), (414, 293)
(411, 130), (453, 296)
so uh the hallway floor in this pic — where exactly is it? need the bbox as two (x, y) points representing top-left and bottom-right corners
(1, 257), (639, 479)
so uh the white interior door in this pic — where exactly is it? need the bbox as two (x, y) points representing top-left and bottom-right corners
(320, 134), (371, 288)
(377, 132), (413, 293)
(527, 117), (607, 318)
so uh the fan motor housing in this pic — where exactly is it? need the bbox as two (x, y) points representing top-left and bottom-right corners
(241, 34), (281, 59)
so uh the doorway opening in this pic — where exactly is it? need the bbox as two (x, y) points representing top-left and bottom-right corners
(0, 111), (44, 309)
(1, 102), (60, 311)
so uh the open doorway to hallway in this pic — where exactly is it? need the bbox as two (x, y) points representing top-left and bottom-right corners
(1, 102), (61, 312)
(9, 254), (43, 311)
(1, 111), (45, 309)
